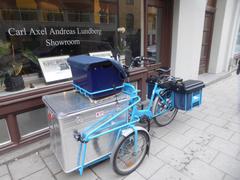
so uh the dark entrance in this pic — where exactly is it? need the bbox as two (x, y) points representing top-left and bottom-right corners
(199, 0), (216, 74)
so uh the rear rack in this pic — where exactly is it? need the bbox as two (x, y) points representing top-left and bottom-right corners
(73, 83), (124, 98)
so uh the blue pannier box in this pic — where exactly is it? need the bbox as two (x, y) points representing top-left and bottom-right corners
(174, 80), (205, 111)
(67, 55), (127, 99)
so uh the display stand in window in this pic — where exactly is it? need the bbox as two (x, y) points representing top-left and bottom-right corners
(38, 55), (72, 84)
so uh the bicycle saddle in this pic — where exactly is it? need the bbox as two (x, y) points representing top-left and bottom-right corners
(156, 67), (171, 74)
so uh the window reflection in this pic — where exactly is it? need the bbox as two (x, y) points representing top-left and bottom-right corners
(147, 6), (162, 63)
(118, 0), (141, 65)
(0, 0), (143, 95)
(0, 119), (10, 145)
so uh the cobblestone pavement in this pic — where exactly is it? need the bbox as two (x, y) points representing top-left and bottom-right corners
(1, 74), (240, 180)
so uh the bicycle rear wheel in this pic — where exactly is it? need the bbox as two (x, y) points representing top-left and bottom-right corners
(152, 90), (178, 126)
(111, 130), (149, 175)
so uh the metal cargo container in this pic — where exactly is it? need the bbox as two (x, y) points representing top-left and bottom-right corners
(42, 91), (130, 173)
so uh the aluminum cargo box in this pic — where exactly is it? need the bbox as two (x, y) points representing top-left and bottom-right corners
(42, 91), (130, 173)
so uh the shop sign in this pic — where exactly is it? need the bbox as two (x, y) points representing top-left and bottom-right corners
(7, 27), (102, 47)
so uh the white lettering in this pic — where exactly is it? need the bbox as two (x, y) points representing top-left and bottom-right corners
(8, 28), (27, 36)
(46, 39), (81, 46)
(8, 28), (15, 36)
(49, 28), (76, 35)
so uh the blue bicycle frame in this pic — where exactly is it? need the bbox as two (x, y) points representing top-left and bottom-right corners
(131, 82), (175, 121)
(75, 83), (141, 175)
(75, 82), (175, 176)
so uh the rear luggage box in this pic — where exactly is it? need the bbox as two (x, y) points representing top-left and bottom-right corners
(67, 55), (126, 99)
(174, 80), (205, 111)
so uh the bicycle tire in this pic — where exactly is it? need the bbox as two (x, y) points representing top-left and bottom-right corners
(152, 90), (178, 126)
(111, 130), (149, 175)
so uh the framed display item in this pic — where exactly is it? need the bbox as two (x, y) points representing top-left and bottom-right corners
(89, 51), (113, 59)
(38, 55), (72, 83)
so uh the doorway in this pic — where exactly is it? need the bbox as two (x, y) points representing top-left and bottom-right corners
(199, 0), (216, 74)
(199, 11), (215, 74)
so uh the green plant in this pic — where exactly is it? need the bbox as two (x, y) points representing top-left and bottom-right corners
(0, 41), (23, 87)
(0, 41), (10, 56)
(117, 27), (129, 55)
(21, 49), (39, 66)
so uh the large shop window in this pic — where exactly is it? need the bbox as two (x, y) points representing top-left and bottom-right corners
(16, 108), (48, 136)
(0, 119), (10, 145)
(0, 0), (143, 96)
(147, 6), (162, 63)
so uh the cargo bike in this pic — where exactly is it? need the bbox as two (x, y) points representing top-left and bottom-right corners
(43, 55), (205, 176)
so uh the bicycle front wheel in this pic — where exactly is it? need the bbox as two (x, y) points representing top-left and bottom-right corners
(152, 90), (178, 126)
(111, 130), (149, 175)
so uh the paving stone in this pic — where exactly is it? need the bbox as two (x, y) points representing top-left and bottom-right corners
(205, 125), (234, 140)
(224, 175), (237, 180)
(0, 139), (50, 165)
(148, 165), (191, 180)
(224, 122), (240, 132)
(227, 115), (240, 125)
(161, 131), (192, 149)
(149, 137), (168, 155)
(185, 117), (210, 130)
(0, 164), (8, 177)
(184, 141), (218, 164)
(237, 152), (240, 161)
(173, 112), (192, 122)
(123, 171), (145, 180)
(136, 154), (164, 179)
(0, 174), (11, 180)
(202, 115), (228, 127)
(156, 145), (189, 171)
(208, 137), (240, 157)
(91, 159), (124, 180)
(56, 168), (98, 180)
(43, 155), (62, 174)
(201, 108), (224, 117)
(211, 153), (240, 179)
(183, 159), (224, 180)
(149, 127), (170, 139)
(165, 120), (191, 134)
(39, 147), (53, 158)
(8, 153), (45, 180)
(21, 168), (54, 180)
(187, 110), (208, 120)
(230, 133), (240, 145)
(184, 128), (206, 139)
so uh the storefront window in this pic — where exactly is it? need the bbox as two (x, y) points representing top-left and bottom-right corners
(0, 0), (143, 96)
(147, 6), (162, 63)
(0, 119), (10, 145)
(16, 108), (48, 136)
(118, 0), (142, 66)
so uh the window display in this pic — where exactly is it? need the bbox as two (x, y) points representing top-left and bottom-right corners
(0, 0), (143, 96)
(38, 55), (71, 83)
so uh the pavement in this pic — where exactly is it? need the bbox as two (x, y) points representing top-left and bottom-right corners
(0, 73), (240, 180)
